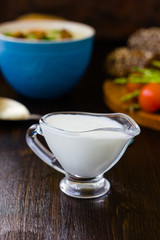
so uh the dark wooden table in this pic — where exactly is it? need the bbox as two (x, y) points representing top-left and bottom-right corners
(0, 41), (160, 240)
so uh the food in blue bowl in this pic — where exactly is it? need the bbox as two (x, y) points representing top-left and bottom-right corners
(0, 20), (95, 98)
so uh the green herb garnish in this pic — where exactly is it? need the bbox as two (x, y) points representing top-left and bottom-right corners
(120, 90), (140, 102)
(114, 62), (160, 84)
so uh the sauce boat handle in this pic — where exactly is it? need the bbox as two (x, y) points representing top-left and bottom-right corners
(26, 124), (65, 175)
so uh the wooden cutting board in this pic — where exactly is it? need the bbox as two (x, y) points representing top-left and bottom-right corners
(103, 80), (160, 131)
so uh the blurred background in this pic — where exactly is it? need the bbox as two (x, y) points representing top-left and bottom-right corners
(1, 0), (160, 114)
(1, 0), (160, 41)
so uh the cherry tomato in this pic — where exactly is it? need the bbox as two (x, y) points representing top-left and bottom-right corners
(138, 83), (160, 113)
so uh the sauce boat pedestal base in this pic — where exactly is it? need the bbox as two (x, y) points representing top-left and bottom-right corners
(60, 174), (110, 199)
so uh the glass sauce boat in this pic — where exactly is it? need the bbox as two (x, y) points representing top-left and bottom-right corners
(26, 112), (140, 199)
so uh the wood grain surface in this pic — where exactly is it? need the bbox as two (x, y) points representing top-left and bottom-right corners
(0, 42), (160, 240)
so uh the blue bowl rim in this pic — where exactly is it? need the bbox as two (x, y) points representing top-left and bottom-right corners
(0, 19), (96, 44)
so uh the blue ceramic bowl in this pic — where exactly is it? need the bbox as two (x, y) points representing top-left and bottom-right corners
(0, 20), (95, 98)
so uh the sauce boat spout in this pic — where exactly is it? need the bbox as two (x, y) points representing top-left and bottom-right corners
(103, 113), (141, 137)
